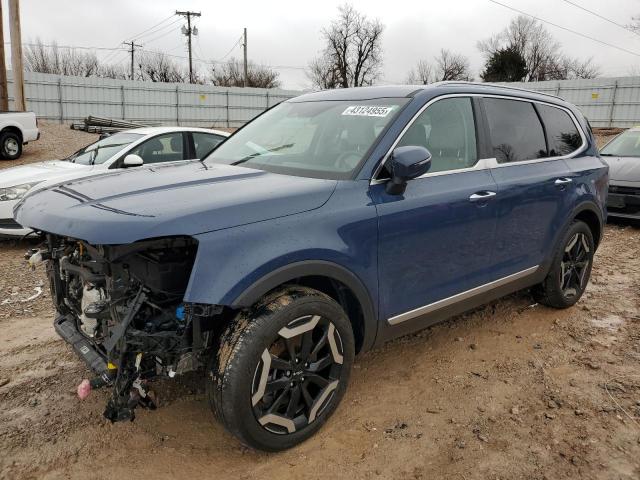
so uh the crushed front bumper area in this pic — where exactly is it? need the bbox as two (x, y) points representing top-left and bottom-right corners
(40, 234), (222, 423)
(54, 313), (110, 377)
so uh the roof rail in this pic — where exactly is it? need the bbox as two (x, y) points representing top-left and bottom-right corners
(436, 80), (563, 100)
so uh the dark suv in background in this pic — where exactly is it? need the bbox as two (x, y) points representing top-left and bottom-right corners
(15, 82), (608, 451)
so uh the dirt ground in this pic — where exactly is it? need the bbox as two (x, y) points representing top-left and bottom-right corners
(1, 126), (639, 479)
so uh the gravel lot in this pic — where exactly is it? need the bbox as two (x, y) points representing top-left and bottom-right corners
(1, 125), (639, 479)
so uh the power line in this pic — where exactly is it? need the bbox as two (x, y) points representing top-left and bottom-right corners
(142, 24), (181, 45)
(488, 0), (640, 58)
(140, 47), (307, 70)
(124, 14), (177, 42)
(133, 17), (182, 42)
(14, 41), (124, 52)
(561, 1), (640, 38)
(217, 34), (243, 62)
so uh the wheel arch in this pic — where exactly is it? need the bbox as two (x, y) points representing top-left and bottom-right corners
(1, 125), (23, 142)
(232, 260), (377, 354)
(573, 205), (602, 249)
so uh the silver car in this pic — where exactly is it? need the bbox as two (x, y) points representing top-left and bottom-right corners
(0, 127), (229, 237)
(600, 127), (640, 220)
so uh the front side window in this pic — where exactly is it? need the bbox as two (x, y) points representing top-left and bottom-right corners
(484, 98), (547, 163)
(64, 132), (143, 165)
(397, 97), (477, 173)
(205, 98), (409, 180)
(129, 132), (186, 165)
(600, 130), (640, 157)
(537, 104), (582, 156)
(193, 132), (225, 159)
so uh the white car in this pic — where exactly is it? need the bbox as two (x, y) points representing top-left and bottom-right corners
(0, 111), (40, 160)
(0, 126), (229, 237)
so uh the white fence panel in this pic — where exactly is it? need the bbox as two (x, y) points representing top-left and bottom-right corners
(5, 71), (301, 128)
(504, 77), (640, 127)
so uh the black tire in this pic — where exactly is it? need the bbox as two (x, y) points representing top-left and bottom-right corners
(533, 220), (594, 309)
(0, 130), (22, 160)
(207, 285), (355, 451)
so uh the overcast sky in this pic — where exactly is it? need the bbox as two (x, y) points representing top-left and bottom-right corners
(8, 0), (640, 89)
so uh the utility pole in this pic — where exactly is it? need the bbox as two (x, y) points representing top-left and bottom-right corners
(176, 10), (201, 84)
(0, 2), (9, 111)
(8, 0), (24, 111)
(123, 41), (142, 80)
(242, 27), (248, 87)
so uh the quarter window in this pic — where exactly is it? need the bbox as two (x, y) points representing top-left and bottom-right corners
(397, 97), (477, 173)
(484, 98), (547, 163)
(536, 104), (582, 156)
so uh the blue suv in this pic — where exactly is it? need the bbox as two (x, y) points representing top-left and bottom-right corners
(15, 82), (608, 451)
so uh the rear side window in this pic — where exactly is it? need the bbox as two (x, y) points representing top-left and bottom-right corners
(193, 132), (224, 158)
(536, 104), (582, 156)
(484, 98), (547, 163)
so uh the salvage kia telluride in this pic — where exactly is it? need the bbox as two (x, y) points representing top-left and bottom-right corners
(15, 83), (608, 451)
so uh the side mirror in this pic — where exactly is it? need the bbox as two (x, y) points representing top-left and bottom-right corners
(385, 146), (432, 195)
(123, 154), (144, 168)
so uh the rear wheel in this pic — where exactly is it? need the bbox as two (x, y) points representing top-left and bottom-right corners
(534, 220), (594, 309)
(207, 286), (355, 451)
(0, 131), (22, 160)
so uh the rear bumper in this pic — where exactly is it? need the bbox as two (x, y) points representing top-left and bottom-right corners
(607, 184), (640, 219)
(54, 313), (109, 376)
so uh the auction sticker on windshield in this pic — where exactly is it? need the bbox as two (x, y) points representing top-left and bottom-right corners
(342, 105), (395, 117)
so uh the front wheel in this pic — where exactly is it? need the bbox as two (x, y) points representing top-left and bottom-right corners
(207, 286), (355, 451)
(533, 220), (595, 309)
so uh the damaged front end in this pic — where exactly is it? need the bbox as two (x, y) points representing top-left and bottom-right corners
(33, 234), (221, 422)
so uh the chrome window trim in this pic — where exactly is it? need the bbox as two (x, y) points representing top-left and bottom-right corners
(387, 265), (540, 326)
(370, 93), (588, 184)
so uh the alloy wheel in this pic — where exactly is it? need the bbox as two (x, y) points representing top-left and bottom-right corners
(5, 138), (18, 156)
(560, 232), (591, 298)
(251, 314), (344, 435)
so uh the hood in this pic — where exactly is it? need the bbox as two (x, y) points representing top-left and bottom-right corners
(0, 160), (91, 188)
(15, 161), (337, 244)
(603, 156), (640, 183)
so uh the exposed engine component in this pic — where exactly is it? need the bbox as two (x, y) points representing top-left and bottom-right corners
(40, 234), (220, 422)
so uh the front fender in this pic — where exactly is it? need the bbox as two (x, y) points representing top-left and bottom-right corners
(182, 180), (379, 350)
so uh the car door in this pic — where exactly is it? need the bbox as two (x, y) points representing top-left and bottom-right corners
(128, 132), (189, 165)
(481, 97), (580, 278)
(370, 96), (499, 334)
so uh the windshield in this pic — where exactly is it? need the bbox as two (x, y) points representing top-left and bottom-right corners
(205, 98), (409, 179)
(600, 130), (640, 157)
(65, 132), (144, 165)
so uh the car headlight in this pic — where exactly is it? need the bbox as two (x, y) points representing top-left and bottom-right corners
(0, 182), (41, 202)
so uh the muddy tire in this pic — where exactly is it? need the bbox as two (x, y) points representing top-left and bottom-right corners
(533, 220), (594, 309)
(0, 131), (22, 160)
(207, 285), (355, 451)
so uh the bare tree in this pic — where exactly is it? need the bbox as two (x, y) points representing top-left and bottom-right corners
(478, 15), (599, 81)
(435, 49), (472, 81)
(211, 58), (280, 88)
(308, 3), (384, 89)
(308, 56), (341, 89)
(137, 52), (187, 83)
(406, 60), (434, 84)
(543, 56), (600, 80)
(25, 39), (100, 77)
(98, 64), (129, 80)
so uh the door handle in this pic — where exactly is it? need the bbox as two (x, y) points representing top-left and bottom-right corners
(554, 177), (573, 185)
(469, 191), (497, 202)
